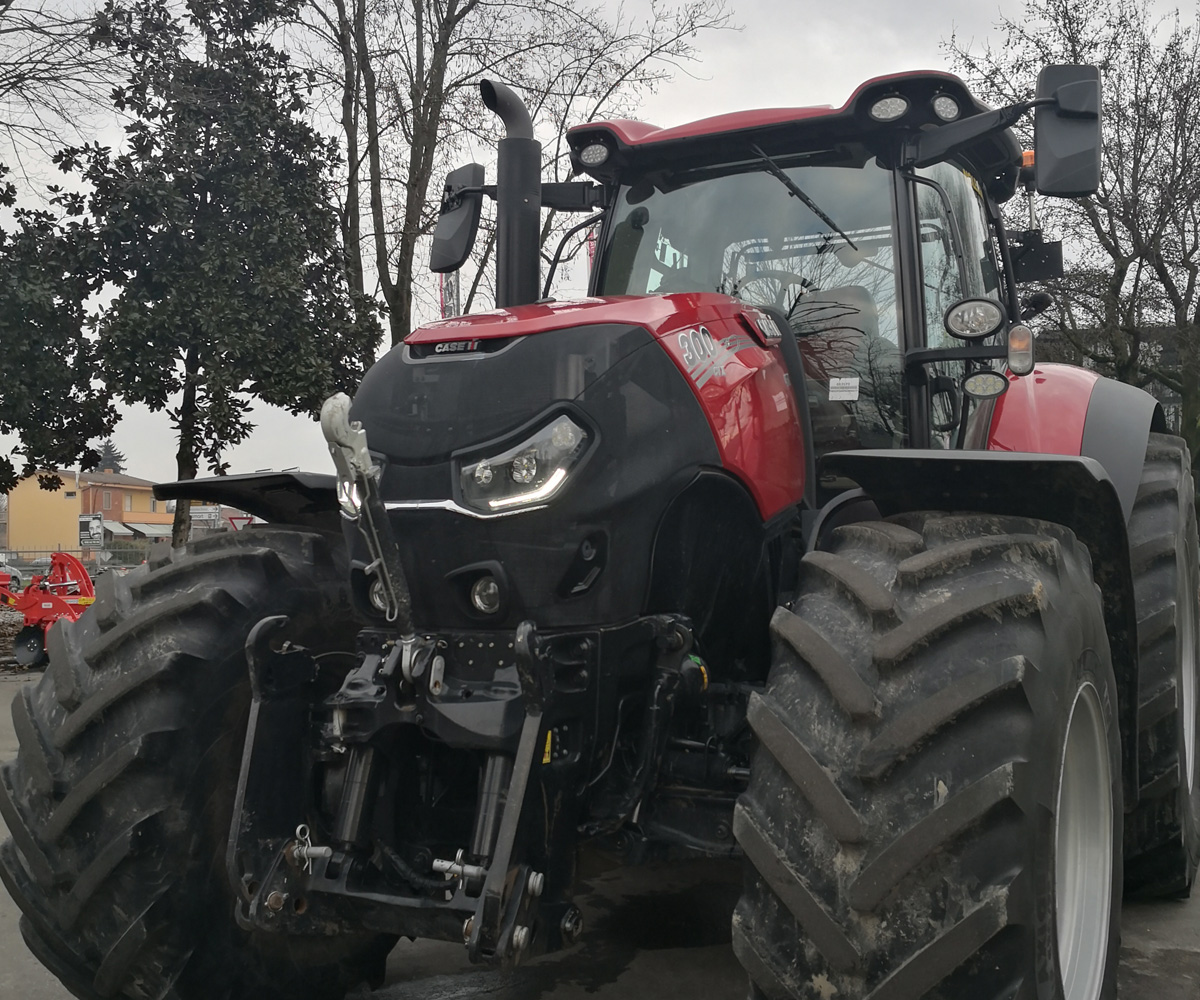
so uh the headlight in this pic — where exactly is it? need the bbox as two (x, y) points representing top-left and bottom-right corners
(579, 142), (610, 166)
(962, 370), (1009, 400)
(458, 414), (590, 514)
(869, 95), (909, 122)
(932, 94), (960, 121)
(944, 297), (1006, 340)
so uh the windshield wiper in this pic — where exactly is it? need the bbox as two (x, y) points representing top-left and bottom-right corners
(750, 143), (858, 251)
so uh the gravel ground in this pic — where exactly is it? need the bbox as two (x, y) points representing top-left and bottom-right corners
(0, 607), (27, 667)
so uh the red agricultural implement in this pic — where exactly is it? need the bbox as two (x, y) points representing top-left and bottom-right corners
(0, 553), (95, 667)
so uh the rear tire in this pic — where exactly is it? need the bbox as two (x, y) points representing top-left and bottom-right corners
(0, 528), (395, 1000)
(1123, 432), (1200, 897)
(733, 512), (1122, 1000)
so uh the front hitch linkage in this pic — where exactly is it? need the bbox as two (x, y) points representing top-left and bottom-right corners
(320, 392), (414, 632)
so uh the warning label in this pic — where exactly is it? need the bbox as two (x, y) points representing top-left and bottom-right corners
(828, 376), (861, 401)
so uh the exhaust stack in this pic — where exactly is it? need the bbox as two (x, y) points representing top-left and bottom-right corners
(481, 80), (542, 308)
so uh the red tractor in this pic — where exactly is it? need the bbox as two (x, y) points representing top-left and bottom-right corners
(0, 552), (94, 667)
(2, 64), (1195, 1000)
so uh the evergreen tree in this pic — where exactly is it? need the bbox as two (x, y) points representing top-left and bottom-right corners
(62, 0), (381, 543)
(87, 439), (128, 474)
(0, 165), (116, 493)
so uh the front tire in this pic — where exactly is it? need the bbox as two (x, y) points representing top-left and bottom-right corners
(1123, 432), (1200, 897)
(0, 528), (395, 1000)
(733, 512), (1122, 1000)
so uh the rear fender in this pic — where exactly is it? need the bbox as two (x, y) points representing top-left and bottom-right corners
(988, 364), (1165, 521)
(820, 449), (1139, 805)
(154, 472), (340, 532)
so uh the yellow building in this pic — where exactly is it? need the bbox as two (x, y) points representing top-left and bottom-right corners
(5, 471), (87, 553)
(2, 470), (253, 558)
(4, 469), (174, 553)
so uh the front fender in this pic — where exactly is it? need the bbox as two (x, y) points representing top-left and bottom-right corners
(988, 364), (1164, 521)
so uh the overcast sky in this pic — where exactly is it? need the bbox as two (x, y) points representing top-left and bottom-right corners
(10, 0), (1034, 485)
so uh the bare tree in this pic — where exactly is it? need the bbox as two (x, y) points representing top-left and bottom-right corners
(0, 0), (123, 154)
(295, 0), (732, 344)
(946, 0), (1200, 467)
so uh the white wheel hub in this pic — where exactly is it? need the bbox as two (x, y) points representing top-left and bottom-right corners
(1181, 556), (1197, 795)
(1055, 681), (1113, 1000)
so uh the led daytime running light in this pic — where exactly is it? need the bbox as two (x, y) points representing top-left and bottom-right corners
(488, 467), (568, 510)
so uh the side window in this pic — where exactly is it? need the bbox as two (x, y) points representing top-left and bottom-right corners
(914, 176), (966, 344)
(912, 163), (1005, 447)
(915, 163), (1002, 346)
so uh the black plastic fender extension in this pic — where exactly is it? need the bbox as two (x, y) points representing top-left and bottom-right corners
(154, 472), (340, 531)
(1081, 375), (1167, 522)
(819, 448), (1140, 807)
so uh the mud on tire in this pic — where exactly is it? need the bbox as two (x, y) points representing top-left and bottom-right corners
(0, 528), (395, 1000)
(733, 512), (1122, 1000)
(1123, 432), (1200, 897)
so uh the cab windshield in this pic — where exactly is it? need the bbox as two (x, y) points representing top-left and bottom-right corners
(597, 158), (907, 451)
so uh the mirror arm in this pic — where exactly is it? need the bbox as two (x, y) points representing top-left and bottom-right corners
(439, 183), (604, 217)
(439, 184), (497, 215)
(903, 98), (1053, 170)
(541, 182), (608, 212)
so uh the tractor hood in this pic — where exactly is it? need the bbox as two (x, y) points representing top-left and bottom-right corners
(350, 292), (758, 463)
(352, 293), (756, 464)
(404, 292), (749, 346)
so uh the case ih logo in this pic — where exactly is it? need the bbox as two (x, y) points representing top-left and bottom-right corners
(433, 339), (481, 354)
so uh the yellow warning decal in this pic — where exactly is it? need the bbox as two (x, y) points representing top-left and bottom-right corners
(542, 730), (553, 764)
(77, 597), (96, 605)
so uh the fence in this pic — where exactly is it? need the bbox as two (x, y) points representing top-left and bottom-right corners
(3, 519), (240, 570)
(2, 543), (158, 575)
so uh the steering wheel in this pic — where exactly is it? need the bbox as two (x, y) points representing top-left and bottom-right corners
(734, 270), (811, 313)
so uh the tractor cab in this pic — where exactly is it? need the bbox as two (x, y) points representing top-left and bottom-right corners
(432, 67), (1101, 470)
(573, 71), (1080, 461)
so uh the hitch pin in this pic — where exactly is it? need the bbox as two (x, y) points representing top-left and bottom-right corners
(432, 849), (487, 881)
(293, 824), (333, 875)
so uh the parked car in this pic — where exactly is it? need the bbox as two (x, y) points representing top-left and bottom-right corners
(0, 561), (23, 593)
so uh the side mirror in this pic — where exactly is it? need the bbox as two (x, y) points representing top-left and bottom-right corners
(430, 163), (485, 273)
(1034, 65), (1101, 197)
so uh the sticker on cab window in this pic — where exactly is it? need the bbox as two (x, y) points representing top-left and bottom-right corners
(828, 376), (861, 401)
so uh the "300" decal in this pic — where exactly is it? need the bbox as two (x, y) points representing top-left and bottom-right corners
(678, 326), (719, 367)
(675, 325), (756, 388)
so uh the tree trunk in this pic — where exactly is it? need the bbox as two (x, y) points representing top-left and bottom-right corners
(170, 346), (200, 548)
(333, 0), (367, 318)
(353, 4), (397, 343)
(390, 234), (417, 345)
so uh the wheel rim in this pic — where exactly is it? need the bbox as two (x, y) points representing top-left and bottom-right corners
(1181, 553), (1197, 795)
(1055, 681), (1113, 1000)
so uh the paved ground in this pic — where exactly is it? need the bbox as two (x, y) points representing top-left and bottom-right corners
(0, 672), (1196, 999)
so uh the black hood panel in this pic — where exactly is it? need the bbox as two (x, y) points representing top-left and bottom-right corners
(351, 324), (652, 463)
